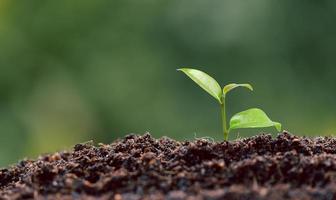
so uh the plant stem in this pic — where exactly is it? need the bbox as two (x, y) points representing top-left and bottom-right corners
(220, 96), (229, 140)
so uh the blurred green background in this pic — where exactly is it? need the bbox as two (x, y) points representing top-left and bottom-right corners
(1, 0), (336, 166)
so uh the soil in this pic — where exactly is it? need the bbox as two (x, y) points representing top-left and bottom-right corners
(1, 132), (336, 200)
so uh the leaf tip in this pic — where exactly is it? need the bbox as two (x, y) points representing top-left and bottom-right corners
(177, 68), (189, 72)
(274, 122), (282, 132)
(243, 83), (253, 91)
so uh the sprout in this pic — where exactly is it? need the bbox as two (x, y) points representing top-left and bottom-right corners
(178, 68), (281, 140)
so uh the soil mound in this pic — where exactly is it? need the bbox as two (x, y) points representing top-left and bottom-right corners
(1, 132), (336, 200)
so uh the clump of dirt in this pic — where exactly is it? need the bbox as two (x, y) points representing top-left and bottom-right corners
(1, 132), (336, 200)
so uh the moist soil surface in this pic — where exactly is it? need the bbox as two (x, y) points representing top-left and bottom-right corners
(1, 132), (336, 200)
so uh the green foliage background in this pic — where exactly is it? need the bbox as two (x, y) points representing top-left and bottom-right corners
(1, 0), (336, 166)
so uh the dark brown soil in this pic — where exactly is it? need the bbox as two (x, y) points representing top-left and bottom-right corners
(1, 132), (336, 200)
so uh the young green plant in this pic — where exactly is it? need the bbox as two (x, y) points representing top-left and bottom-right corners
(178, 68), (281, 140)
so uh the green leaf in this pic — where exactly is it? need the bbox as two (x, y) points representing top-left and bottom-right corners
(178, 68), (222, 103)
(229, 108), (281, 132)
(223, 83), (253, 96)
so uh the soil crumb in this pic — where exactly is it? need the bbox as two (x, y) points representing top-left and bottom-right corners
(1, 132), (336, 200)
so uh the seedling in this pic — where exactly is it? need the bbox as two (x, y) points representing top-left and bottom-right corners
(178, 68), (281, 140)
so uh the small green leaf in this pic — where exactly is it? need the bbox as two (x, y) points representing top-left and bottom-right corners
(178, 68), (222, 103)
(229, 108), (281, 132)
(223, 83), (253, 96)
